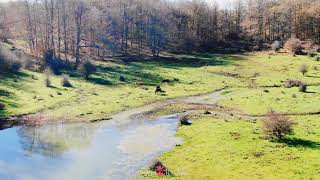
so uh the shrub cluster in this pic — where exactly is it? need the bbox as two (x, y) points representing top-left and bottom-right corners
(262, 112), (295, 141)
(298, 64), (308, 76)
(308, 51), (317, 57)
(44, 68), (52, 87)
(271, 41), (280, 52)
(0, 46), (22, 73)
(284, 79), (307, 92)
(78, 59), (97, 79)
(284, 38), (302, 55)
(43, 49), (67, 74)
(284, 79), (304, 88)
(61, 74), (72, 87)
(299, 83), (307, 92)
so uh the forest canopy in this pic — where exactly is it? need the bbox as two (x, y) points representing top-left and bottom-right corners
(0, 0), (319, 60)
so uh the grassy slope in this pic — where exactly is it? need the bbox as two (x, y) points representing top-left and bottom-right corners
(0, 54), (242, 120)
(2, 50), (320, 178)
(141, 53), (320, 179)
(157, 116), (320, 179)
(218, 54), (320, 115)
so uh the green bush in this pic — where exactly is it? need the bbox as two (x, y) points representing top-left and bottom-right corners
(78, 59), (97, 79)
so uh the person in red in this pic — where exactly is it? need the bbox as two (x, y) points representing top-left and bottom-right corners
(156, 165), (166, 177)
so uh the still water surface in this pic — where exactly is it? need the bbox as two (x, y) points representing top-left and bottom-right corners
(0, 115), (179, 180)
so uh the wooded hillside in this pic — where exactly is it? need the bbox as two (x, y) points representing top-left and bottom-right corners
(0, 0), (319, 59)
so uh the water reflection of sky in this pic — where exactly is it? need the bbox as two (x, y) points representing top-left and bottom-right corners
(0, 116), (179, 180)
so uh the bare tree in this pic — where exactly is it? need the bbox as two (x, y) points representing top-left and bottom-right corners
(73, 0), (88, 66)
(3, 0), (318, 62)
(24, 0), (36, 52)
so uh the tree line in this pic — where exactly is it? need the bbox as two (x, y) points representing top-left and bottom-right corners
(0, 0), (319, 64)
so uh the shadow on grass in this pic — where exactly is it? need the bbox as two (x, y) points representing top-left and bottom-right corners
(0, 92), (22, 118)
(120, 53), (246, 69)
(281, 138), (320, 149)
(0, 72), (33, 118)
(0, 71), (29, 83)
(12, 53), (244, 88)
(0, 111), (6, 118)
(88, 77), (113, 86)
(0, 89), (10, 97)
(0, 98), (14, 119)
(90, 53), (247, 87)
(1, 53), (246, 89)
(306, 75), (320, 79)
(96, 64), (164, 86)
(305, 91), (317, 94)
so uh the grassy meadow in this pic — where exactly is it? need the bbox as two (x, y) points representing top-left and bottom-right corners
(0, 54), (241, 120)
(1, 48), (320, 179)
(152, 116), (320, 179)
(138, 53), (320, 179)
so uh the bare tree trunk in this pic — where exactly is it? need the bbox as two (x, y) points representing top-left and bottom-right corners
(24, 0), (35, 53)
(74, 0), (86, 67)
(57, 0), (61, 59)
(62, 0), (68, 62)
(49, 0), (55, 52)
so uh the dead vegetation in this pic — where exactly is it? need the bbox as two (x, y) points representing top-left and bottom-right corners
(262, 112), (296, 141)
(284, 38), (303, 55)
(0, 46), (23, 73)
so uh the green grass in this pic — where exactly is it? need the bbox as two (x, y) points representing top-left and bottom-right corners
(206, 53), (320, 87)
(0, 54), (242, 120)
(215, 53), (320, 115)
(220, 87), (320, 115)
(0, 72), (78, 118)
(137, 52), (320, 179)
(2, 50), (320, 178)
(153, 116), (320, 179)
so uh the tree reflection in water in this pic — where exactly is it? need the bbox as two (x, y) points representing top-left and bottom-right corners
(17, 122), (99, 157)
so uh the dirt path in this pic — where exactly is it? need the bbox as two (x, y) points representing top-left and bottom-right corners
(0, 87), (230, 129)
(111, 87), (232, 123)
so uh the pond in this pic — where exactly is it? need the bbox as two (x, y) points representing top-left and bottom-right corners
(0, 114), (179, 180)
